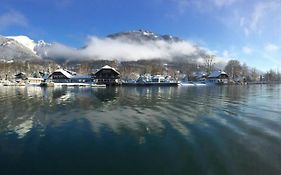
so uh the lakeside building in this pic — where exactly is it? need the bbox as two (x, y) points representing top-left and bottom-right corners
(207, 70), (229, 84)
(192, 71), (207, 81)
(135, 74), (175, 84)
(14, 72), (27, 85)
(15, 72), (27, 81)
(123, 74), (178, 86)
(26, 77), (44, 85)
(48, 68), (92, 83)
(93, 65), (121, 86)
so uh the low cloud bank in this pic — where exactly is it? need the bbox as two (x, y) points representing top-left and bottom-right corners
(38, 36), (215, 63)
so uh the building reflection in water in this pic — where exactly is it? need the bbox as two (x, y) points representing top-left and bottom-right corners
(0, 85), (252, 139)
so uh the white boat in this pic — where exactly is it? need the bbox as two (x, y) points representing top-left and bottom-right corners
(180, 80), (207, 87)
(180, 81), (195, 86)
(91, 84), (106, 88)
(26, 77), (44, 86)
(193, 81), (207, 86)
(52, 82), (106, 87)
(123, 74), (179, 86)
(53, 82), (92, 86)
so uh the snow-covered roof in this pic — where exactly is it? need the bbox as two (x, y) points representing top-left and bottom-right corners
(50, 69), (91, 79)
(102, 65), (113, 69)
(97, 65), (120, 75)
(15, 72), (26, 76)
(208, 70), (228, 78)
(51, 69), (74, 78)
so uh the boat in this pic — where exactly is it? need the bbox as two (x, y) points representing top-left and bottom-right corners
(193, 81), (207, 86)
(52, 82), (92, 86)
(180, 81), (195, 86)
(26, 77), (44, 86)
(91, 84), (106, 88)
(122, 75), (179, 86)
(40, 81), (106, 88)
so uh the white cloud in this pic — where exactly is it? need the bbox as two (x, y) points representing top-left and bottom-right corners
(240, 1), (281, 36)
(264, 43), (279, 52)
(242, 46), (253, 54)
(84, 37), (199, 61)
(213, 0), (237, 7)
(0, 10), (28, 30)
(168, 0), (237, 15)
(222, 50), (231, 57)
(174, 0), (189, 14)
(38, 35), (213, 62)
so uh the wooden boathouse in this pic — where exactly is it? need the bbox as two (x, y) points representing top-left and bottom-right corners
(93, 65), (120, 86)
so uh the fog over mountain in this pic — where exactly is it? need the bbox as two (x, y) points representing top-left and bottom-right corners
(39, 30), (212, 63)
(1, 30), (216, 63)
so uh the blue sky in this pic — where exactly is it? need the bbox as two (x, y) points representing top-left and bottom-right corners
(0, 0), (280, 71)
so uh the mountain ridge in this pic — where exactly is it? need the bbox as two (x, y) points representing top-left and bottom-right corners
(0, 30), (202, 62)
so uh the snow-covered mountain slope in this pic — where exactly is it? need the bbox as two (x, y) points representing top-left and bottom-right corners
(107, 29), (182, 42)
(6, 35), (36, 53)
(34, 40), (52, 58)
(0, 30), (204, 62)
(0, 35), (40, 60)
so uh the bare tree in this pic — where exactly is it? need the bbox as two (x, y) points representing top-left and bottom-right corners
(224, 60), (242, 80)
(204, 55), (215, 74)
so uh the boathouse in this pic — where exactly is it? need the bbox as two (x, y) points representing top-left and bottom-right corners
(192, 71), (207, 81)
(94, 65), (120, 85)
(48, 69), (92, 83)
(15, 72), (27, 80)
(26, 77), (44, 85)
(208, 70), (229, 84)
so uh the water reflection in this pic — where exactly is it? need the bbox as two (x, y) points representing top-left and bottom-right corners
(0, 85), (280, 138)
(0, 85), (281, 174)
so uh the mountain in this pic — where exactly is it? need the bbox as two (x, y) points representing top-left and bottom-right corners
(6, 35), (37, 53)
(107, 29), (182, 42)
(0, 35), (40, 61)
(34, 40), (52, 58)
(0, 30), (198, 62)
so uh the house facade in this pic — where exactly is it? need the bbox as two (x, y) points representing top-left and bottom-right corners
(93, 65), (120, 85)
(15, 72), (27, 81)
(48, 69), (92, 83)
(208, 70), (229, 84)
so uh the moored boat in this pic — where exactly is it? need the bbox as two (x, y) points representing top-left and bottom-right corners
(122, 74), (179, 86)
(180, 81), (195, 86)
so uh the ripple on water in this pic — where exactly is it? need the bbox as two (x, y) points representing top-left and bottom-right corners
(0, 85), (281, 175)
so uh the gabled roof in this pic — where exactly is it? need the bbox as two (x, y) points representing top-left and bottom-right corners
(15, 72), (26, 76)
(95, 65), (120, 75)
(208, 70), (228, 78)
(49, 69), (75, 79)
(49, 68), (92, 79)
(102, 65), (113, 69)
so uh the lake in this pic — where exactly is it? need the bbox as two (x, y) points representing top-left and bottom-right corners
(0, 85), (280, 175)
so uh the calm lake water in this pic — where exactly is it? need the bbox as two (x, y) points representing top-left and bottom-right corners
(0, 85), (280, 175)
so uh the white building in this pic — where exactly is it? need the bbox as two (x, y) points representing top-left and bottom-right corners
(208, 70), (229, 84)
